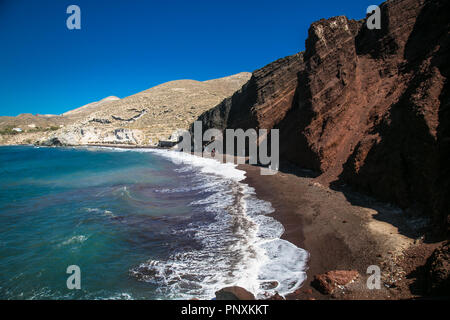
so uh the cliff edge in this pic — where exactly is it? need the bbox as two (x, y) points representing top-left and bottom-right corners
(195, 0), (449, 235)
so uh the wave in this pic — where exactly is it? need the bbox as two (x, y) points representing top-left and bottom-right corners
(59, 235), (88, 246)
(123, 148), (309, 299)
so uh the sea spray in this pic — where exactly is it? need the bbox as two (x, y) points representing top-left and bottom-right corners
(0, 146), (308, 300)
(130, 148), (309, 299)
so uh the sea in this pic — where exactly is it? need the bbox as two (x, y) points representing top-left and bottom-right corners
(0, 146), (308, 300)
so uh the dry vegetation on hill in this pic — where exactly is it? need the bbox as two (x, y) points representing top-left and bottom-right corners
(0, 72), (251, 146)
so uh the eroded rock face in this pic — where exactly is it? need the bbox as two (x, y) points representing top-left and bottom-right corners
(425, 241), (450, 295)
(38, 137), (64, 147)
(40, 127), (145, 146)
(284, 0), (449, 232)
(195, 0), (449, 233)
(194, 53), (304, 132)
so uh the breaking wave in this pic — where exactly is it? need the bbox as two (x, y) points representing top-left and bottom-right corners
(127, 149), (309, 299)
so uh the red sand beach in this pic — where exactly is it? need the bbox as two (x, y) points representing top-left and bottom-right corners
(240, 164), (443, 300)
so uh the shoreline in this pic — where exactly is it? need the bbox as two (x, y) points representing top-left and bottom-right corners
(239, 164), (443, 300)
(2, 145), (443, 299)
(0, 143), (162, 149)
(86, 146), (306, 298)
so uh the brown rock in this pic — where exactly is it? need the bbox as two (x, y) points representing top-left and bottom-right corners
(215, 286), (255, 300)
(425, 241), (450, 295)
(264, 292), (285, 300)
(312, 270), (359, 294)
(193, 52), (303, 133)
(281, 0), (450, 233)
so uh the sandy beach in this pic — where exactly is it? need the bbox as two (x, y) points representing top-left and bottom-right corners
(240, 164), (444, 300)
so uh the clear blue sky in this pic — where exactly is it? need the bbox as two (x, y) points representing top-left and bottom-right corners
(0, 0), (377, 116)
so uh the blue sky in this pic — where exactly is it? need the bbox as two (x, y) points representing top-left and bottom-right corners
(0, 0), (377, 116)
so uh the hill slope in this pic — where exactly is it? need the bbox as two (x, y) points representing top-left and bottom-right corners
(0, 72), (251, 146)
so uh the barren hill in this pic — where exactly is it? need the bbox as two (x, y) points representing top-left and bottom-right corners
(62, 96), (121, 117)
(0, 72), (251, 146)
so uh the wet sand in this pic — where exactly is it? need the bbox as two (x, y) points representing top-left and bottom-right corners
(239, 164), (440, 300)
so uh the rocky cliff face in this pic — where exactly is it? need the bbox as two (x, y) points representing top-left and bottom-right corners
(195, 0), (449, 233)
(195, 53), (304, 132)
(339, 0), (449, 231)
(287, 0), (449, 231)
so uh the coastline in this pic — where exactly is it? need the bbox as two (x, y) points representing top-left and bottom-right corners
(239, 164), (443, 300)
(2, 145), (443, 299)
(0, 143), (161, 149)
(96, 146), (309, 298)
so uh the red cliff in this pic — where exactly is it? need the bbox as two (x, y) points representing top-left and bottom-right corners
(196, 0), (449, 234)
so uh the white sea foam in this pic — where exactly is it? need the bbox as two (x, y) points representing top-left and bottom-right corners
(98, 147), (309, 299)
(142, 148), (246, 182)
(103, 292), (134, 300)
(60, 235), (88, 246)
(85, 207), (117, 218)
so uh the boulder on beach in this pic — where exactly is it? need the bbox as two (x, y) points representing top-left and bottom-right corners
(425, 241), (450, 295)
(263, 292), (285, 300)
(312, 270), (359, 294)
(215, 286), (255, 300)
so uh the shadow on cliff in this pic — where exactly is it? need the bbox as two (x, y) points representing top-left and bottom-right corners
(329, 0), (449, 242)
(276, 46), (323, 175)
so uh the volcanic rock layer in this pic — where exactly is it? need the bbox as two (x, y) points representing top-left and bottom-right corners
(195, 0), (449, 234)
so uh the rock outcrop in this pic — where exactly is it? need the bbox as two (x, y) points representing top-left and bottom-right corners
(287, 0), (449, 233)
(194, 53), (304, 133)
(312, 270), (360, 294)
(425, 241), (450, 295)
(215, 286), (256, 300)
(38, 137), (65, 147)
(194, 0), (450, 234)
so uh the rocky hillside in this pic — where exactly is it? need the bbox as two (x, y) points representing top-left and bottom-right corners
(195, 0), (449, 234)
(194, 53), (304, 132)
(0, 72), (251, 146)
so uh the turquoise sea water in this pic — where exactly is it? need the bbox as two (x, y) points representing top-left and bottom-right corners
(0, 146), (308, 300)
